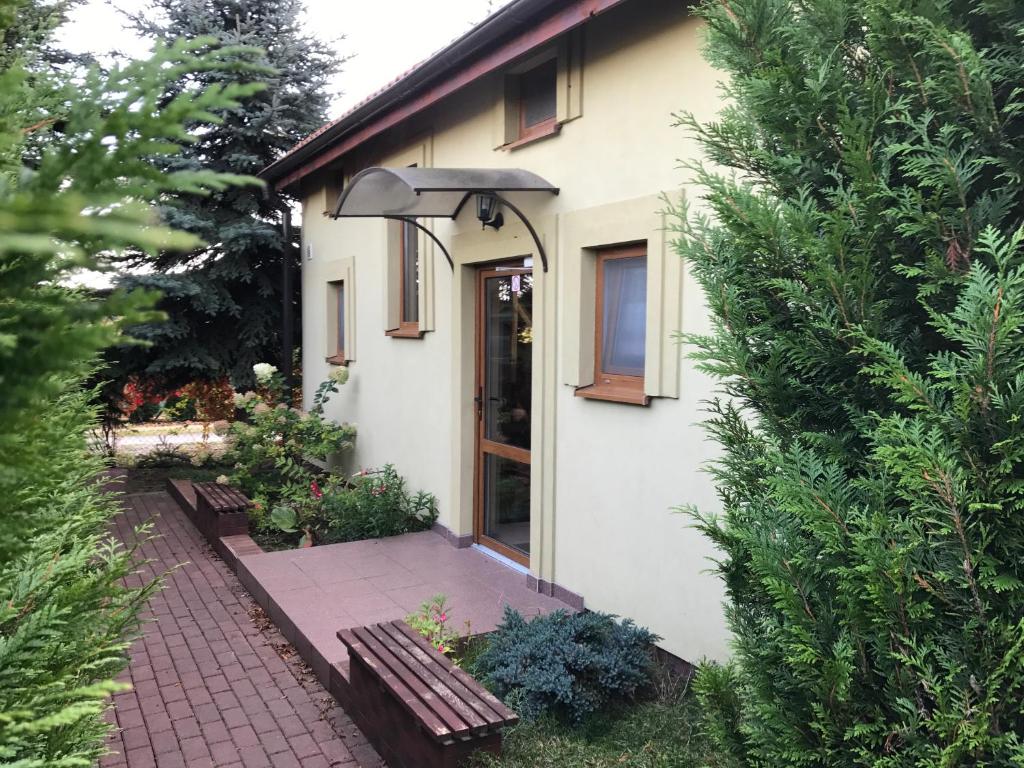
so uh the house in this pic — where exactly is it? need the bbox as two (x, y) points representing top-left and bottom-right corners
(259, 0), (729, 664)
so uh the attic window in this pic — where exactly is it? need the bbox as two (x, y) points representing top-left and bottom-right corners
(507, 58), (559, 147)
(519, 60), (556, 132)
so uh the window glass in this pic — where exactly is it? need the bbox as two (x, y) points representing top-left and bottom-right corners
(482, 272), (533, 450)
(401, 222), (419, 324)
(601, 255), (647, 377)
(519, 59), (557, 129)
(336, 282), (345, 357)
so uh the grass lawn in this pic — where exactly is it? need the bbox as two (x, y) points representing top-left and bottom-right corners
(471, 678), (722, 768)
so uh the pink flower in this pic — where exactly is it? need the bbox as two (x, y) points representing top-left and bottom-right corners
(439, 612), (447, 622)
(310, 481), (323, 500)
(437, 643), (445, 653)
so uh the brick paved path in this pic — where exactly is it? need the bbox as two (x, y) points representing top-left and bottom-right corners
(102, 492), (380, 768)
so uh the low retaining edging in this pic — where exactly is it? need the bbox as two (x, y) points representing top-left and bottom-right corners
(164, 479), (349, 699)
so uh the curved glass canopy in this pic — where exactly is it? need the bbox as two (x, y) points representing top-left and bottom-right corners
(330, 167), (559, 271)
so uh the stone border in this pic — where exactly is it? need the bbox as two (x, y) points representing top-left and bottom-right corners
(164, 479), (352, 707)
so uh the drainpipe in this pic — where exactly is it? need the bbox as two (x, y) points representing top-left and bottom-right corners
(280, 204), (295, 398)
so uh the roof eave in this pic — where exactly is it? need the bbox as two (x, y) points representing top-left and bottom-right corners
(260, 0), (629, 191)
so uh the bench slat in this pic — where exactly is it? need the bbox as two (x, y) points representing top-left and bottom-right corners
(194, 482), (249, 512)
(352, 626), (475, 740)
(376, 621), (509, 727)
(364, 623), (490, 735)
(340, 629), (454, 742)
(391, 621), (518, 724)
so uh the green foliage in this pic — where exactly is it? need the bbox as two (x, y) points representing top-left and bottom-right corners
(469, 677), (721, 768)
(674, 0), (1024, 764)
(0, 389), (161, 768)
(226, 387), (356, 501)
(0, 0), (264, 760)
(270, 504), (299, 533)
(319, 464), (439, 544)
(246, 463), (438, 550)
(474, 607), (658, 725)
(406, 594), (460, 656)
(104, 0), (346, 389)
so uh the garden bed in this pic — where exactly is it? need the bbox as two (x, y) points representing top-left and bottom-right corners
(456, 609), (714, 767)
(471, 680), (714, 768)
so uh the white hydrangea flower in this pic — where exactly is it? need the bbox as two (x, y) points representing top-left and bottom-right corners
(216, 475), (230, 485)
(252, 362), (278, 383)
(328, 367), (350, 385)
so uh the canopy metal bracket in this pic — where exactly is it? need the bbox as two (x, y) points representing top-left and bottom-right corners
(492, 193), (548, 273)
(384, 216), (455, 271)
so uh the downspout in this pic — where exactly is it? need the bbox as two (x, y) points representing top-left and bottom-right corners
(280, 203), (296, 398)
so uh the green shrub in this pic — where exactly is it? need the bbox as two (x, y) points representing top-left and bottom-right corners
(474, 607), (659, 724)
(320, 465), (438, 543)
(674, 0), (1024, 763)
(226, 385), (356, 500)
(0, 9), (264, 762)
(0, 387), (160, 766)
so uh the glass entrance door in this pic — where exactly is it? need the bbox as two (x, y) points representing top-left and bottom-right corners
(475, 264), (533, 566)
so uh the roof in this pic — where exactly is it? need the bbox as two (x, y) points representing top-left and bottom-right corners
(260, 0), (629, 191)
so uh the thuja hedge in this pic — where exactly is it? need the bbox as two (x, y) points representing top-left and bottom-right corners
(675, 0), (1024, 765)
(0, 3), (265, 761)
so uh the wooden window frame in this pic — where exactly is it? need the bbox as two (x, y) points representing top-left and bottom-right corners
(576, 244), (650, 406)
(387, 220), (424, 339)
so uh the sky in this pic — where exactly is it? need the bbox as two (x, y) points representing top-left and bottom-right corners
(58, 0), (508, 288)
(58, 0), (510, 116)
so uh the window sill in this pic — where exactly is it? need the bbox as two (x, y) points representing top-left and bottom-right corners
(385, 326), (425, 339)
(575, 384), (650, 406)
(502, 121), (561, 151)
(325, 354), (347, 366)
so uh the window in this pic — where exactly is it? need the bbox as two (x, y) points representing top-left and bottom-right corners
(503, 58), (559, 148)
(518, 59), (557, 139)
(401, 221), (419, 326)
(324, 257), (355, 363)
(387, 220), (422, 337)
(578, 245), (649, 405)
(327, 280), (346, 364)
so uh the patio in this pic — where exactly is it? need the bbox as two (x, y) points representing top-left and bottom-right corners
(232, 526), (570, 694)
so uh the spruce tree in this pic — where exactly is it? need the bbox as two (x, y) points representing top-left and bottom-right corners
(674, 1), (1024, 765)
(111, 0), (342, 387)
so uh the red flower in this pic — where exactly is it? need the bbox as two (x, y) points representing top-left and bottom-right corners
(310, 481), (323, 500)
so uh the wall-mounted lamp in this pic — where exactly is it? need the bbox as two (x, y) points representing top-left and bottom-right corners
(476, 192), (504, 231)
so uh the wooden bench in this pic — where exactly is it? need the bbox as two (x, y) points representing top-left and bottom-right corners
(193, 482), (251, 541)
(338, 620), (518, 768)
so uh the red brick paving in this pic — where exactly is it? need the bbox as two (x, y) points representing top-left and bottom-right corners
(101, 492), (381, 768)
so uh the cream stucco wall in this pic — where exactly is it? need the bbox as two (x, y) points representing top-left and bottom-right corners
(298, 0), (731, 662)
